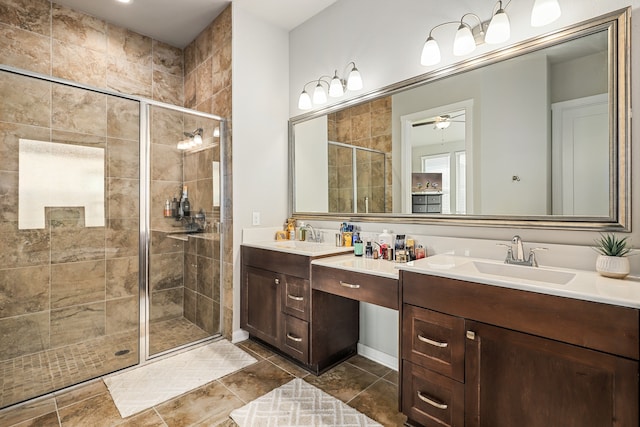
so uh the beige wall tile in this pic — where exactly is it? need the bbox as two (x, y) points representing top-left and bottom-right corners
(0, 72), (51, 127)
(150, 180), (181, 224)
(107, 24), (152, 67)
(184, 288), (196, 323)
(196, 58), (212, 105)
(184, 41), (197, 76)
(107, 178), (139, 220)
(51, 260), (105, 309)
(52, 40), (107, 87)
(106, 256), (138, 299)
(0, 23), (51, 74)
(106, 218), (139, 259)
(184, 71), (196, 109)
(150, 105), (184, 145)
(106, 96), (140, 141)
(51, 130), (106, 147)
(153, 70), (183, 105)
(151, 143), (182, 181)
(52, 84), (107, 136)
(0, 0), (51, 36)
(107, 56), (153, 99)
(0, 171), (17, 223)
(52, 4), (107, 53)
(0, 311), (49, 360)
(105, 296), (138, 334)
(107, 138), (139, 179)
(0, 123), (50, 173)
(50, 226), (106, 264)
(195, 25), (212, 64)
(153, 40), (183, 77)
(0, 265), (49, 318)
(0, 228), (50, 269)
(150, 230), (183, 255)
(150, 288), (183, 321)
(149, 252), (183, 292)
(50, 302), (105, 348)
(196, 294), (215, 334)
(195, 178), (213, 213)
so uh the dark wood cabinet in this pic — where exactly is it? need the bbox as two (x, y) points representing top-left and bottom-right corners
(241, 245), (358, 374)
(400, 270), (640, 427)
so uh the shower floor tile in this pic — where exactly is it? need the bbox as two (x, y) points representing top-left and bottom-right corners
(0, 317), (212, 410)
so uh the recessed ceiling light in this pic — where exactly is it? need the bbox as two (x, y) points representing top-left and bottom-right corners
(116, 0), (131, 4)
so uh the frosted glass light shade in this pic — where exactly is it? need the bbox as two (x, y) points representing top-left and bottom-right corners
(346, 67), (363, 90)
(312, 83), (327, 104)
(485, 8), (510, 44)
(193, 134), (203, 145)
(298, 90), (312, 110)
(421, 36), (441, 66)
(453, 23), (476, 56)
(531, 0), (561, 27)
(329, 75), (344, 97)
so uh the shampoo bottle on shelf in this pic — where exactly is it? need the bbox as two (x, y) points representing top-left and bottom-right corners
(181, 185), (191, 217)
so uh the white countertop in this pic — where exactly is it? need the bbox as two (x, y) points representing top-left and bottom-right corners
(242, 240), (354, 257)
(399, 254), (640, 309)
(311, 254), (399, 280)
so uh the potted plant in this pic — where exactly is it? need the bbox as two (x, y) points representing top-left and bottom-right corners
(593, 233), (632, 279)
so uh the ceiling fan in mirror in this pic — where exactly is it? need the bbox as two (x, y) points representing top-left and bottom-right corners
(412, 113), (465, 129)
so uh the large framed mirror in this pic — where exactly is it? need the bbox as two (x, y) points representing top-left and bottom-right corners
(289, 8), (630, 231)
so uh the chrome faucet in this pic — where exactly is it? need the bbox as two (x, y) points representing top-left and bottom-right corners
(302, 224), (322, 243)
(500, 235), (547, 267)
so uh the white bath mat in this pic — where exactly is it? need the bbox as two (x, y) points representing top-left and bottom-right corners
(230, 378), (382, 426)
(104, 339), (256, 418)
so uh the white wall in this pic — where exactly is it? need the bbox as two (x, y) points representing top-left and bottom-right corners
(232, 5), (290, 338)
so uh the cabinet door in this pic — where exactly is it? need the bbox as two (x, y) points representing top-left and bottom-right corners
(241, 265), (282, 348)
(465, 321), (639, 427)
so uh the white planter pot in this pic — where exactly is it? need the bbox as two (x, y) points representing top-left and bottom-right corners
(595, 255), (630, 279)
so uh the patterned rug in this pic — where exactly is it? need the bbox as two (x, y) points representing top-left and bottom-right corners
(230, 378), (382, 426)
(104, 339), (256, 418)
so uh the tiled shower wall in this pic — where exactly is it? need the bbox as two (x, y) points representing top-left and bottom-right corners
(0, 72), (140, 361)
(0, 0), (234, 340)
(327, 96), (393, 213)
(183, 7), (233, 338)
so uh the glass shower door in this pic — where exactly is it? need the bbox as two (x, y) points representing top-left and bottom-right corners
(0, 69), (140, 408)
(147, 104), (222, 357)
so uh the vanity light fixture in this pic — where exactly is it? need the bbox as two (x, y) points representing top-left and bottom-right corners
(420, 0), (560, 66)
(177, 128), (203, 150)
(297, 62), (363, 111)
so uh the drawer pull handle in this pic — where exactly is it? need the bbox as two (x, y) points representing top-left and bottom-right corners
(287, 294), (304, 301)
(286, 333), (302, 342)
(417, 334), (448, 348)
(417, 391), (448, 410)
(339, 281), (360, 289)
(274, 278), (280, 285)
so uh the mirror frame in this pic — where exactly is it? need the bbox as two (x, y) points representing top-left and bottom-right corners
(289, 8), (631, 231)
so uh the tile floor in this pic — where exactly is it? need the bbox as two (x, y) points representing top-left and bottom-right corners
(0, 317), (213, 409)
(0, 339), (407, 426)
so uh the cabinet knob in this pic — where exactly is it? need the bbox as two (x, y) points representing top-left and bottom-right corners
(274, 278), (280, 285)
(466, 330), (476, 340)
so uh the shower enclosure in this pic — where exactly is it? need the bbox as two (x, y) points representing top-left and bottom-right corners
(0, 67), (224, 409)
(327, 141), (387, 213)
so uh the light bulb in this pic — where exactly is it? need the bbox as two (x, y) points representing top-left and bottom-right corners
(213, 127), (220, 137)
(485, 7), (510, 44)
(346, 66), (363, 91)
(453, 23), (476, 56)
(312, 83), (327, 104)
(193, 134), (203, 145)
(329, 73), (344, 97)
(298, 90), (312, 110)
(531, 0), (561, 27)
(421, 36), (441, 66)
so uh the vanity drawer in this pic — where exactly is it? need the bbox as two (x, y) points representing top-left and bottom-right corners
(426, 195), (442, 204)
(412, 204), (428, 213)
(402, 360), (464, 427)
(282, 314), (309, 363)
(312, 264), (398, 310)
(282, 276), (310, 321)
(402, 304), (465, 381)
(413, 195), (427, 204)
(426, 204), (441, 213)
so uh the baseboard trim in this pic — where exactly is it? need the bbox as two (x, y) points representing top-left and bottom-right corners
(357, 343), (398, 371)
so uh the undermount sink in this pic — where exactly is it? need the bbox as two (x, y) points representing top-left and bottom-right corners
(471, 261), (576, 285)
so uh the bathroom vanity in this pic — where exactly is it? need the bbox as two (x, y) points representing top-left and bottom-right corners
(399, 256), (640, 427)
(241, 242), (359, 373)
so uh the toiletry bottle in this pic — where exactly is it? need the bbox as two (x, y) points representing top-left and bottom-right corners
(365, 241), (373, 258)
(298, 221), (306, 241)
(182, 186), (191, 217)
(379, 229), (392, 247)
(164, 200), (171, 217)
(354, 237), (363, 256)
(171, 197), (178, 218)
